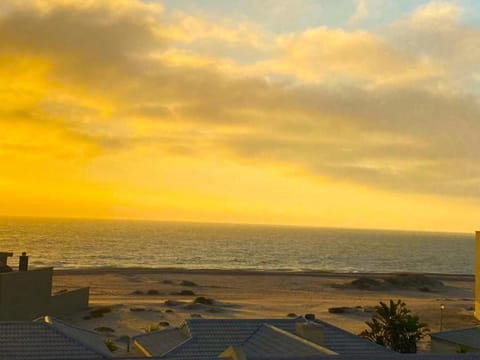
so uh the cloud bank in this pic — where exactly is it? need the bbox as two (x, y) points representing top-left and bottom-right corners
(1, 0), (480, 215)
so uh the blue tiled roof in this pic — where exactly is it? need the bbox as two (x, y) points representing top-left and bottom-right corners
(134, 317), (391, 359)
(431, 326), (480, 349)
(240, 324), (334, 357)
(0, 322), (107, 359)
(134, 326), (190, 356)
(246, 355), (480, 360)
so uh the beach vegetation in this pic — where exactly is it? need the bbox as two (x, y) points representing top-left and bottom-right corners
(193, 296), (214, 305)
(165, 309), (174, 313)
(144, 324), (160, 332)
(147, 289), (160, 295)
(90, 306), (112, 318)
(130, 307), (146, 312)
(457, 344), (470, 353)
(384, 274), (444, 290)
(130, 290), (144, 295)
(165, 299), (181, 306)
(162, 279), (174, 284)
(360, 299), (429, 353)
(418, 286), (430, 292)
(95, 326), (115, 333)
(287, 313), (297, 317)
(104, 339), (118, 352)
(350, 277), (384, 290)
(171, 290), (195, 296)
(328, 307), (351, 314)
(181, 280), (198, 286)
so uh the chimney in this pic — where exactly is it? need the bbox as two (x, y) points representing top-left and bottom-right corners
(475, 232), (480, 320)
(19, 252), (28, 271)
(296, 316), (324, 346)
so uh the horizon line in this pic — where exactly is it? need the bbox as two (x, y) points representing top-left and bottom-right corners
(0, 214), (473, 236)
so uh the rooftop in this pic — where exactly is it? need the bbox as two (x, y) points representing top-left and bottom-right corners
(431, 326), (480, 349)
(0, 317), (110, 359)
(134, 317), (391, 359)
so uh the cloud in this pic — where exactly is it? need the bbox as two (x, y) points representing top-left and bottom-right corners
(260, 26), (443, 85)
(1, 0), (480, 202)
(388, 0), (480, 84)
(408, 0), (462, 28)
(348, 0), (369, 26)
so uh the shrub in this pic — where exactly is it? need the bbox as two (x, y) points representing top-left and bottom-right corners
(385, 274), (444, 289)
(95, 326), (115, 333)
(181, 280), (197, 287)
(193, 297), (214, 305)
(165, 300), (181, 306)
(145, 324), (160, 332)
(130, 290), (144, 295)
(360, 299), (429, 353)
(147, 289), (160, 295)
(328, 307), (350, 314)
(287, 313), (297, 317)
(90, 307), (112, 318)
(171, 290), (195, 296)
(104, 339), (118, 352)
(350, 277), (383, 290)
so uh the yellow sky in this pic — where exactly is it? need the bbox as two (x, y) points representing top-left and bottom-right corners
(1, 0), (480, 232)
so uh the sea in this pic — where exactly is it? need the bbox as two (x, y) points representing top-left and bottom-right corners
(0, 217), (474, 274)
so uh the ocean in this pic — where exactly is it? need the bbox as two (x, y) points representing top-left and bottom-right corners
(0, 217), (474, 274)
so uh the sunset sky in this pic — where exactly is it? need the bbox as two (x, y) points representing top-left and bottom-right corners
(1, 0), (480, 232)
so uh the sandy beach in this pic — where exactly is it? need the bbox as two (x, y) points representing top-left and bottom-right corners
(51, 268), (479, 354)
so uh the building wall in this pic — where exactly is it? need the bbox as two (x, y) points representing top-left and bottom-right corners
(431, 338), (480, 354)
(50, 287), (89, 316)
(0, 268), (53, 320)
(0, 267), (89, 320)
(476, 231), (480, 320)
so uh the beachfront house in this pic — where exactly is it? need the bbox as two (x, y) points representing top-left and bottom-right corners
(132, 315), (392, 359)
(0, 251), (89, 320)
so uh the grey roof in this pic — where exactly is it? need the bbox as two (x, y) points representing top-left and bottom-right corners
(42, 316), (112, 358)
(134, 317), (391, 360)
(431, 326), (480, 349)
(120, 352), (480, 360)
(239, 324), (335, 357)
(0, 321), (107, 359)
(135, 326), (190, 356)
(246, 355), (480, 360)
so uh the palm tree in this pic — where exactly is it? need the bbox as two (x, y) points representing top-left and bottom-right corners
(360, 299), (429, 353)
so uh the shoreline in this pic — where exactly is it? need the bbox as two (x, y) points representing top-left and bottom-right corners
(52, 267), (474, 281)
